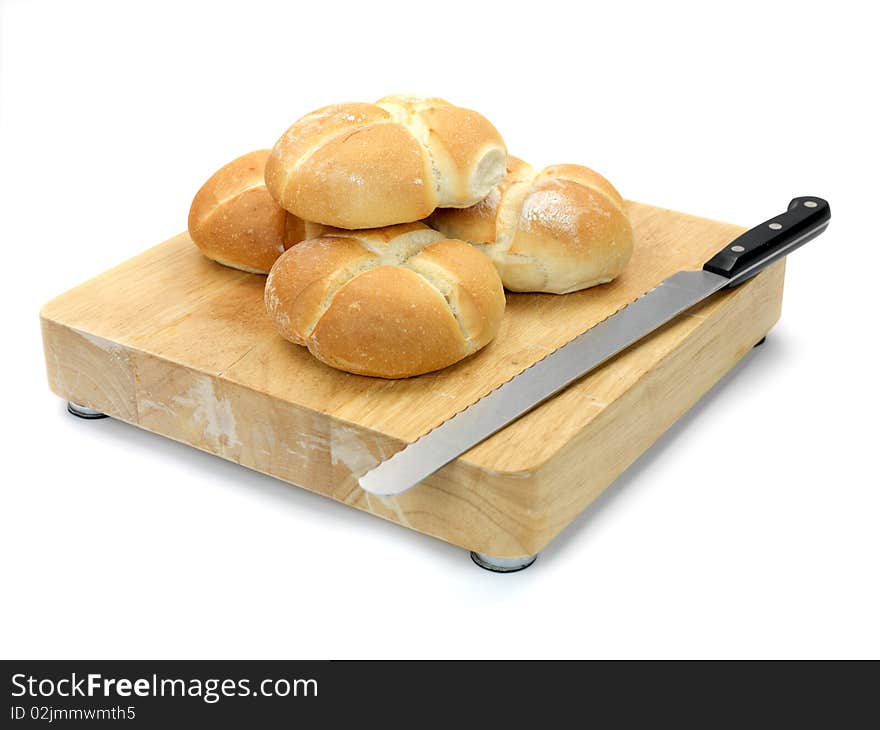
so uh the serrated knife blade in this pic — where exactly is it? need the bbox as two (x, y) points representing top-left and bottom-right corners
(358, 270), (726, 496)
(358, 197), (831, 497)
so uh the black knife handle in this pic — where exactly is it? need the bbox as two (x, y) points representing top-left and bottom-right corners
(703, 196), (830, 287)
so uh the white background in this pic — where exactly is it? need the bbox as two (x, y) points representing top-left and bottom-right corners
(1, 0), (877, 659)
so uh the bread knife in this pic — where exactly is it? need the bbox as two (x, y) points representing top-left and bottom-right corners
(358, 197), (831, 496)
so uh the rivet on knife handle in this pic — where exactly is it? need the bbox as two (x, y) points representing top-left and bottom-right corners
(703, 196), (830, 286)
(358, 196), (832, 497)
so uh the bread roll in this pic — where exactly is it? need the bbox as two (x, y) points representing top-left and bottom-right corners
(188, 150), (306, 274)
(265, 222), (505, 378)
(430, 157), (634, 294)
(264, 95), (507, 229)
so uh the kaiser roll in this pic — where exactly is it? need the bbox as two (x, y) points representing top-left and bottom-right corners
(430, 157), (634, 294)
(188, 150), (306, 274)
(264, 95), (507, 229)
(264, 222), (505, 378)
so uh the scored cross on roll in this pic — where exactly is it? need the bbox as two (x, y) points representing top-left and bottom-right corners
(430, 156), (635, 294)
(264, 222), (506, 378)
(265, 95), (508, 229)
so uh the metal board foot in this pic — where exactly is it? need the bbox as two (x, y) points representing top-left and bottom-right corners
(470, 552), (537, 573)
(67, 402), (107, 419)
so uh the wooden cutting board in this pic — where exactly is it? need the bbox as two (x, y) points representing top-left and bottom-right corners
(40, 202), (784, 557)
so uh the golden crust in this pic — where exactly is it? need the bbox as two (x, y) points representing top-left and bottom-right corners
(428, 159), (633, 294)
(405, 239), (505, 351)
(311, 267), (465, 378)
(428, 188), (499, 243)
(284, 214), (307, 249)
(539, 164), (625, 210)
(508, 173), (633, 293)
(290, 124), (435, 229)
(264, 103), (389, 201)
(265, 96), (507, 228)
(264, 237), (373, 345)
(188, 150), (306, 274)
(264, 223), (505, 378)
(421, 107), (502, 177)
(416, 105), (506, 204)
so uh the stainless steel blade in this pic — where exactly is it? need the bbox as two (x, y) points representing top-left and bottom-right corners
(358, 269), (729, 496)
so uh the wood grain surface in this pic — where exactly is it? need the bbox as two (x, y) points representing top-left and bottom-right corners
(41, 202), (785, 556)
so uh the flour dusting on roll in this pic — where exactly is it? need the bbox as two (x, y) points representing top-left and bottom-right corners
(430, 157), (634, 294)
(265, 96), (507, 229)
